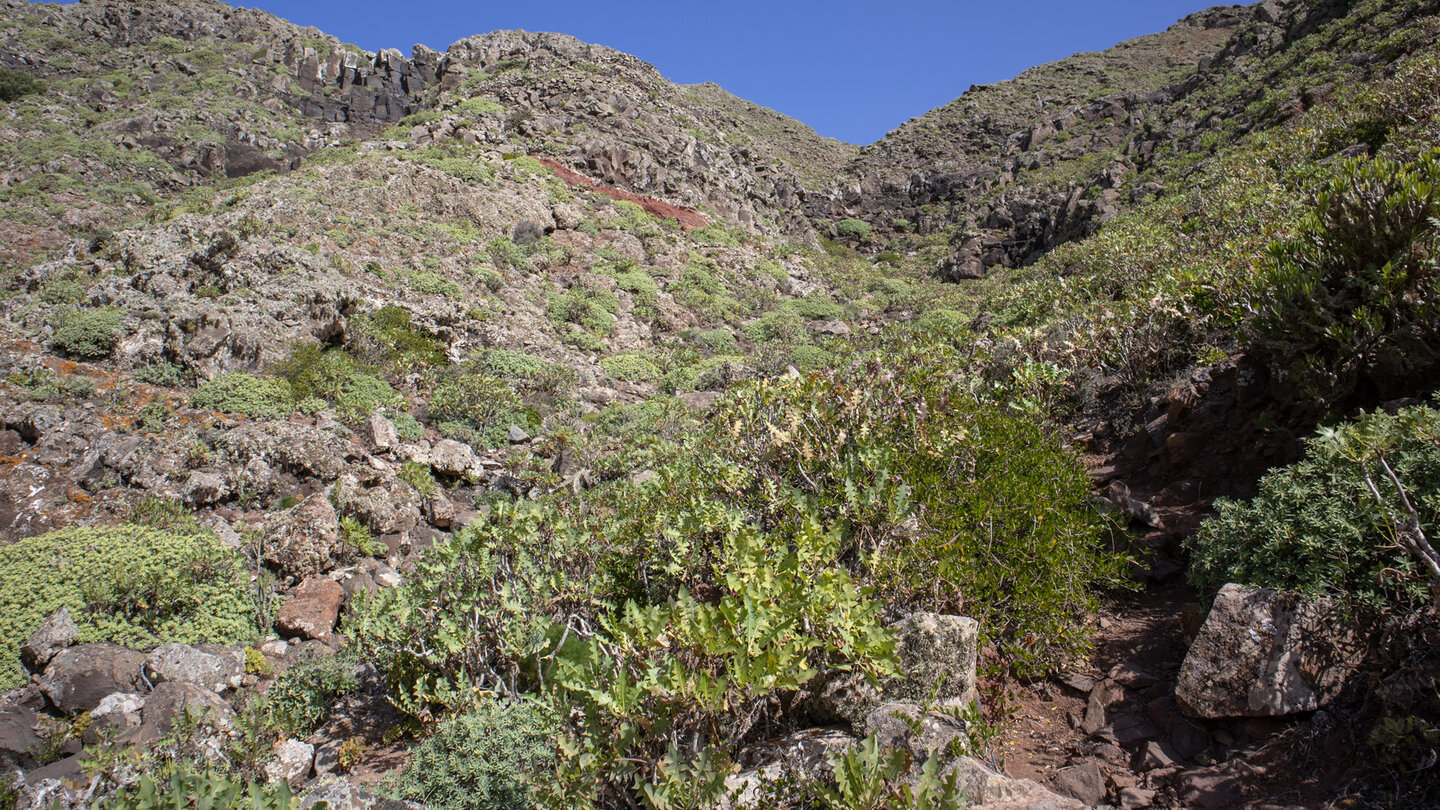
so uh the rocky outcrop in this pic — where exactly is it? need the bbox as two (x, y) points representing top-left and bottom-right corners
(1176, 584), (1367, 719)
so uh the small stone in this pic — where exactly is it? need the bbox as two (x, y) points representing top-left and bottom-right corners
(367, 411), (399, 453)
(183, 471), (227, 506)
(507, 424), (530, 444)
(1050, 760), (1104, 806)
(276, 577), (345, 641)
(1119, 786), (1158, 809)
(265, 739), (316, 787)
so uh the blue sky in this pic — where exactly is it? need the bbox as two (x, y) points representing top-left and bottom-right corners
(240, 2), (1219, 144)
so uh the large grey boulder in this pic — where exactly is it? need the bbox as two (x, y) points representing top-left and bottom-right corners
(39, 643), (146, 715)
(143, 644), (245, 694)
(264, 493), (350, 579)
(1176, 584), (1366, 719)
(141, 680), (235, 736)
(808, 613), (979, 728)
(21, 607), (78, 672)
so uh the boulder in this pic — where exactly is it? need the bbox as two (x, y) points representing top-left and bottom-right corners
(864, 702), (972, 758)
(367, 412), (399, 453)
(1176, 584), (1365, 719)
(143, 644), (245, 694)
(21, 607), (78, 671)
(264, 494), (349, 579)
(84, 692), (145, 745)
(139, 677), (233, 735)
(944, 757), (1089, 810)
(809, 613), (979, 728)
(0, 704), (39, 771)
(39, 643), (146, 715)
(264, 738), (316, 787)
(334, 474), (422, 536)
(276, 577), (345, 641)
(429, 439), (479, 477)
(183, 471), (228, 506)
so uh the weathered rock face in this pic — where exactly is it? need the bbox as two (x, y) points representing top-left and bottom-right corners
(39, 643), (146, 715)
(143, 644), (245, 694)
(808, 612), (979, 728)
(1176, 584), (1367, 719)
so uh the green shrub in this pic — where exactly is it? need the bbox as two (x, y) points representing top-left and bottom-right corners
(350, 305), (447, 375)
(1187, 405), (1440, 612)
(833, 218), (873, 241)
(0, 68), (42, 103)
(457, 97), (503, 119)
(785, 296), (844, 320)
(599, 353), (661, 382)
(671, 258), (740, 323)
(547, 285), (619, 335)
(1248, 150), (1440, 402)
(191, 371), (293, 419)
(427, 372), (528, 448)
(688, 224), (743, 248)
(399, 461), (439, 496)
(385, 698), (554, 810)
(0, 526), (256, 690)
(742, 310), (806, 344)
(694, 328), (736, 353)
(789, 345), (834, 370)
(475, 349), (574, 395)
(391, 411), (425, 441)
(50, 307), (124, 359)
(487, 237), (529, 271)
(409, 271), (464, 299)
(265, 653), (358, 735)
(273, 344), (404, 419)
(708, 345), (1126, 673)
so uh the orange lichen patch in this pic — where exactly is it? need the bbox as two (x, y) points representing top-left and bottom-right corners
(67, 488), (93, 505)
(537, 157), (710, 231)
(0, 457), (26, 466)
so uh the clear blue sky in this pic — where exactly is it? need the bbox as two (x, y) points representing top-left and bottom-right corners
(190, 1), (1232, 144)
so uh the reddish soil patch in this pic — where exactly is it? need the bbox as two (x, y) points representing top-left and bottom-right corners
(537, 157), (710, 230)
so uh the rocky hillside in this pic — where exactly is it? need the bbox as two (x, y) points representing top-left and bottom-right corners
(2, 0), (1440, 808)
(823, 0), (1440, 276)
